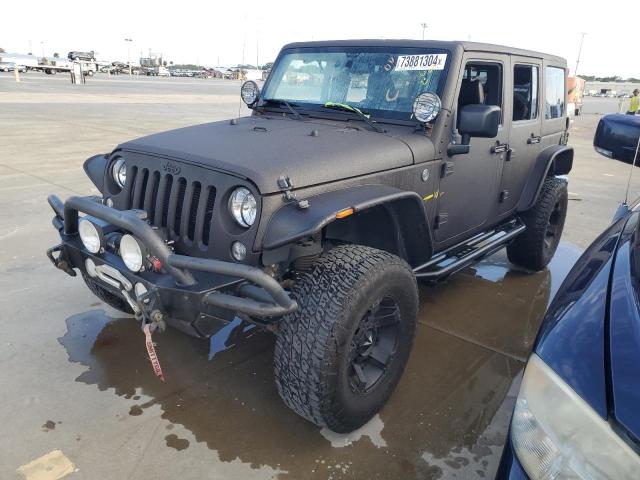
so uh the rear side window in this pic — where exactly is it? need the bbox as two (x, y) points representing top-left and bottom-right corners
(513, 65), (539, 121)
(545, 67), (565, 119)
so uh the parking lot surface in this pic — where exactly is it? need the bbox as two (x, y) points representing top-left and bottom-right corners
(1, 73), (638, 479)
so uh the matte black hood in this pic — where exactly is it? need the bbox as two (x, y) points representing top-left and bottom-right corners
(117, 116), (419, 194)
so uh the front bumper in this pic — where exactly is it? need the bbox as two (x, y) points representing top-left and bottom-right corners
(47, 194), (297, 336)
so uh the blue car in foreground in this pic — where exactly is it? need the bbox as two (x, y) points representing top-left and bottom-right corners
(498, 114), (640, 479)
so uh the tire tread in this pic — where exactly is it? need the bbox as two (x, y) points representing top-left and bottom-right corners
(274, 244), (417, 431)
(507, 177), (568, 271)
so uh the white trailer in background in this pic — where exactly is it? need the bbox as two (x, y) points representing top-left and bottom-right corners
(0, 53), (39, 71)
(40, 57), (73, 74)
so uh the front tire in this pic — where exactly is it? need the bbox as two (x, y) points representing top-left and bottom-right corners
(507, 177), (568, 271)
(274, 245), (418, 433)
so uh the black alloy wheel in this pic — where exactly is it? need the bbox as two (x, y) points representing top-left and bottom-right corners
(348, 297), (400, 394)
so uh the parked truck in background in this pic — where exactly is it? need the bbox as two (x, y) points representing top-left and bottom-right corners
(67, 51), (98, 76)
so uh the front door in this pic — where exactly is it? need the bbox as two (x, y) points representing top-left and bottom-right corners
(434, 54), (510, 244)
(498, 57), (543, 215)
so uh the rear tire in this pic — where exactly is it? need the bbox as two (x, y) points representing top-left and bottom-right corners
(274, 245), (418, 433)
(507, 177), (568, 271)
(82, 273), (133, 314)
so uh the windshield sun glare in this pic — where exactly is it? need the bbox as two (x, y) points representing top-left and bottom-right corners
(261, 48), (448, 121)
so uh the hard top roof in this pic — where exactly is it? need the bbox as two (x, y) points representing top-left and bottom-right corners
(281, 39), (566, 65)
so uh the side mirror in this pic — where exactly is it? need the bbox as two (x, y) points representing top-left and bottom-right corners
(593, 114), (640, 165)
(448, 104), (502, 156)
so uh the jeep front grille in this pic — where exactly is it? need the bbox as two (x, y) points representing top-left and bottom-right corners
(126, 166), (217, 246)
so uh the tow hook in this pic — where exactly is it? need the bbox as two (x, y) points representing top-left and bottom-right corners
(134, 286), (166, 382)
(135, 286), (167, 333)
(46, 244), (77, 277)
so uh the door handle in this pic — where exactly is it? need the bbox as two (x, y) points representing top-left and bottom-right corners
(527, 135), (541, 144)
(492, 143), (508, 154)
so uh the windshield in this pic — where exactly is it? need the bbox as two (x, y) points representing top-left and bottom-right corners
(261, 47), (449, 122)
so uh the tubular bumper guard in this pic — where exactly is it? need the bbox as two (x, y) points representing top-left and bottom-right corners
(48, 194), (298, 318)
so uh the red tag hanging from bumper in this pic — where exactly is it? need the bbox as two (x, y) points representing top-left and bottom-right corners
(143, 324), (165, 382)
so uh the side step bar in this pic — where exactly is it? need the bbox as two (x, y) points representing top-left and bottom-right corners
(414, 221), (526, 281)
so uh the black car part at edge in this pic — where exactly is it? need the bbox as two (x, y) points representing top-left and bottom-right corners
(48, 194), (298, 318)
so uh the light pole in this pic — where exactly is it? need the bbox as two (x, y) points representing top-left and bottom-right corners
(124, 38), (133, 75)
(40, 41), (45, 58)
(574, 32), (586, 76)
(421, 23), (428, 40)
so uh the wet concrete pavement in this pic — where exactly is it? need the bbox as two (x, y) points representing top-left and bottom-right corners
(0, 73), (628, 479)
(48, 246), (579, 480)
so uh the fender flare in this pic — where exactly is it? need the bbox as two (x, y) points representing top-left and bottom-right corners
(83, 154), (109, 194)
(262, 184), (433, 264)
(517, 145), (573, 212)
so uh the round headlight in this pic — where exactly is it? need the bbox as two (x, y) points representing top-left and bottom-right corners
(79, 219), (103, 254)
(111, 157), (127, 189)
(240, 80), (260, 106)
(119, 234), (144, 272)
(229, 187), (257, 228)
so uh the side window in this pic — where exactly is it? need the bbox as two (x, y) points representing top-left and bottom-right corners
(458, 62), (502, 127)
(459, 63), (502, 108)
(513, 65), (539, 121)
(545, 67), (565, 119)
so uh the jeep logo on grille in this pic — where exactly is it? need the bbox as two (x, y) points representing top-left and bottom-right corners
(162, 161), (181, 175)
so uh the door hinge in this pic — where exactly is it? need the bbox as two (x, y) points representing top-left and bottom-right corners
(434, 213), (448, 228)
(499, 190), (510, 202)
(440, 161), (454, 178)
(506, 148), (514, 161)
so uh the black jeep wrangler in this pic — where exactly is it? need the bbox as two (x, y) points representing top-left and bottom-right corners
(47, 40), (572, 433)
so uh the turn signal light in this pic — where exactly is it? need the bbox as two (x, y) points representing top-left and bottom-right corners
(336, 208), (354, 219)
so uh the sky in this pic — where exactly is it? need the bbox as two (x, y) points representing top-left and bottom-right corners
(1, 0), (637, 77)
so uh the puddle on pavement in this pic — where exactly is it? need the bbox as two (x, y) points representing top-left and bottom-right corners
(57, 243), (582, 479)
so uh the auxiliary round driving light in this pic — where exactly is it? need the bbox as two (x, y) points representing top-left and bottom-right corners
(240, 80), (260, 107)
(412, 92), (442, 123)
(79, 219), (103, 254)
(119, 234), (144, 272)
(231, 241), (247, 261)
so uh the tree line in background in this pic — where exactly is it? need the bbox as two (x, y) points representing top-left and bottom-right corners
(581, 75), (640, 83)
(0, 48), (276, 70)
(4, 46), (634, 81)
(163, 62), (274, 71)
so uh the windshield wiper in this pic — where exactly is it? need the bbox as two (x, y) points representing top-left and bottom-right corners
(262, 99), (304, 121)
(322, 102), (385, 133)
